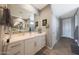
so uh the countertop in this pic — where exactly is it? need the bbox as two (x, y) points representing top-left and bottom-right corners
(3, 32), (46, 43)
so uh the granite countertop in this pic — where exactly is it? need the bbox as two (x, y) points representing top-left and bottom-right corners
(3, 32), (46, 43)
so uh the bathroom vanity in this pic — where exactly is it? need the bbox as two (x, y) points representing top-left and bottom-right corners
(3, 32), (46, 55)
(0, 4), (47, 55)
(0, 16), (46, 55)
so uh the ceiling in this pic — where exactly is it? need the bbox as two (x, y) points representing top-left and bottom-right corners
(60, 8), (78, 19)
(53, 4), (79, 18)
(32, 4), (47, 10)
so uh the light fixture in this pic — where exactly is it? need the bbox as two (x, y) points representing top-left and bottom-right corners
(30, 22), (34, 25)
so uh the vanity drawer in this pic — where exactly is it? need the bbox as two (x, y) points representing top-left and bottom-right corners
(8, 41), (23, 50)
(7, 49), (22, 55)
(7, 40), (24, 55)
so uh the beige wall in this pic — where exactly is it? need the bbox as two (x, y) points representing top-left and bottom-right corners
(35, 5), (53, 48)
(36, 5), (60, 48)
(40, 5), (51, 31)
(35, 5), (51, 32)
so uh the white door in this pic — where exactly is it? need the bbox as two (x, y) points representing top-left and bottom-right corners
(62, 18), (72, 38)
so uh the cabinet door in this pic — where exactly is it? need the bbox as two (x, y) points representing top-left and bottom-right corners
(34, 37), (40, 52)
(35, 35), (46, 52)
(35, 36), (42, 52)
(7, 40), (25, 55)
(25, 35), (46, 55)
(41, 35), (46, 48)
(25, 38), (36, 55)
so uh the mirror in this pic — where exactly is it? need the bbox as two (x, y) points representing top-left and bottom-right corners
(11, 15), (36, 34)
(0, 4), (37, 34)
(11, 16), (29, 34)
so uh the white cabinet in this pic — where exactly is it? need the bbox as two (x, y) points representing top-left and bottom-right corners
(40, 35), (46, 48)
(35, 37), (41, 52)
(5, 33), (46, 55)
(25, 38), (36, 55)
(7, 40), (25, 55)
(35, 35), (45, 52)
(25, 35), (46, 55)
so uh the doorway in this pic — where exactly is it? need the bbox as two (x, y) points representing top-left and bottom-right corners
(61, 17), (75, 39)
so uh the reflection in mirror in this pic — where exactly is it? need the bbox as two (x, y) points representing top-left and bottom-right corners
(11, 14), (36, 34)
(11, 16), (28, 34)
(29, 14), (35, 32)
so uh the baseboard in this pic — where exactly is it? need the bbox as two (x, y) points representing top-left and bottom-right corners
(61, 37), (74, 40)
(46, 46), (53, 49)
(46, 39), (59, 49)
